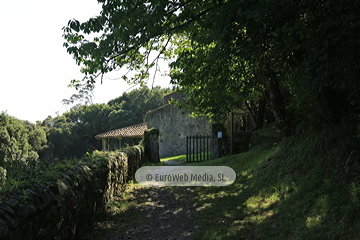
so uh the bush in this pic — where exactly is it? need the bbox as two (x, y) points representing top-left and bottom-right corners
(0, 166), (6, 186)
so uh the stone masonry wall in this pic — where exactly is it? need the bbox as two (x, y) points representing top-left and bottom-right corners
(0, 146), (144, 240)
(146, 104), (211, 156)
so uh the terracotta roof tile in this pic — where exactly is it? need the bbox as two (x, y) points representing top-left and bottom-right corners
(95, 122), (147, 139)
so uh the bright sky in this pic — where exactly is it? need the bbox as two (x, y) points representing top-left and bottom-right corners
(0, 0), (172, 123)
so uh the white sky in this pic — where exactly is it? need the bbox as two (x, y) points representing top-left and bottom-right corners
(0, 0), (172, 123)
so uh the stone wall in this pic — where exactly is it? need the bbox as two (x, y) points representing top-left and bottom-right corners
(146, 104), (211, 156)
(0, 146), (144, 240)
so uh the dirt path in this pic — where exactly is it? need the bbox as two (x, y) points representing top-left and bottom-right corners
(109, 187), (200, 240)
(81, 165), (201, 240)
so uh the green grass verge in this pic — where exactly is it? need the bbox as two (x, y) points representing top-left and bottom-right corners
(167, 148), (279, 239)
(163, 125), (360, 239)
(80, 182), (147, 240)
(160, 153), (210, 163)
(161, 154), (187, 163)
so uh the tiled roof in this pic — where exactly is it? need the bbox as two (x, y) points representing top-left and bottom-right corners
(95, 122), (148, 139)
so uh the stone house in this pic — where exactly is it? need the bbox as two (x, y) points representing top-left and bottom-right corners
(95, 92), (212, 157)
(145, 92), (212, 157)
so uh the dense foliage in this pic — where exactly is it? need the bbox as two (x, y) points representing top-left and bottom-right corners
(40, 86), (171, 160)
(63, 0), (360, 138)
(0, 86), (171, 176)
(0, 112), (47, 167)
(0, 112), (48, 188)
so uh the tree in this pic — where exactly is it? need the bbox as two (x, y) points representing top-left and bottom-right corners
(0, 112), (47, 167)
(41, 86), (171, 159)
(62, 0), (292, 135)
(40, 115), (80, 160)
(62, 0), (222, 88)
(107, 86), (172, 129)
(63, 0), (360, 136)
(65, 103), (112, 156)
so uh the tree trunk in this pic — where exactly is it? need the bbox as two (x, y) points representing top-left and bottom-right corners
(245, 101), (257, 129)
(245, 98), (266, 130)
(255, 98), (266, 130)
(261, 67), (291, 137)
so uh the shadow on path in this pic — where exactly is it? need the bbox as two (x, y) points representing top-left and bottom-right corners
(81, 185), (201, 240)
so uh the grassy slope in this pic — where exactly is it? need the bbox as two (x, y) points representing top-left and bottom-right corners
(167, 124), (360, 239)
(82, 124), (360, 239)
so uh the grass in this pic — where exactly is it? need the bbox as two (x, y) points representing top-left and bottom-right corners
(163, 124), (360, 239)
(82, 123), (360, 239)
(160, 152), (211, 163)
(168, 148), (280, 239)
(80, 183), (138, 239)
(161, 154), (187, 163)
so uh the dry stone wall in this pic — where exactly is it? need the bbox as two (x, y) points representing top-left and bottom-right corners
(0, 146), (144, 240)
